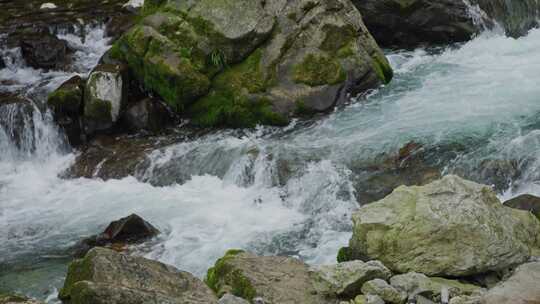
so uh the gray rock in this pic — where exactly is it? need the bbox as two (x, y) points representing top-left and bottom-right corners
(206, 250), (334, 304)
(219, 294), (250, 304)
(479, 261), (540, 304)
(366, 295), (385, 304)
(449, 295), (481, 304)
(123, 97), (173, 132)
(59, 247), (216, 304)
(348, 175), (540, 276)
(361, 279), (406, 304)
(390, 272), (483, 301)
(312, 260), (392, 298)
(8, 27), (70, 70)
(84, 64), (128, 134)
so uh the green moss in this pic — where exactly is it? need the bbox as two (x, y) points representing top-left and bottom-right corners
(47, 87), (82, 115)
(337, 246), (353, 263)
(58, 257), (94, 300)
(293, 54), (346, 86)
(85, 99), (112, 122)
(336, 41), (356, 59)
(107, 43), (124, 61)
(320, 24), (356, 53)
(205, 250), (256, 301)
(188, 89), (287, 128)
(294, 100), (315, 117)
(214, 49), (266, 94)
(371, 54), (394, 84)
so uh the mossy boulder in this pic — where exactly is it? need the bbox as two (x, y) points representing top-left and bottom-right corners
(348, 175), (540, 277)
(84, 64), (128, 134)
(59, 247), (216, 304)
(47, 75), (84, 145)
(112, 0), (392, 128)
(205, 250), (333, 304)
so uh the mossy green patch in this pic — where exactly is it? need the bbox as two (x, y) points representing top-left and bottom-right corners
(85, 99), (112, 122)
(337, 246), (353, 263)
(58, 256), (95, 300)
(205, 250), (256, 301)
(320, 24), (356, 53)
(213, 49), (266, 94)
(293, 54), (345, 87)
(47, 87), (82, 115)
(371, 54), (393, 84)
(188, 89), (287, 128)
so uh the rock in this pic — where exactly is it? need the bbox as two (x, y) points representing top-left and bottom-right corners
(361, 279), (406, 304)
(504, 194), (540, 220)
(112, 0), (392, 128)
(0, 57), (5, 69)
(0, 294), (44, 304)
(312, 260), (392, 298)
(479, 261), (540, 304)
(48, 76), (84, 146)
(366, 295), (385, 304)
(352, 0), (540, 48)
(84, 64), (128, 134)
(123, 0), (145, 13)
(348, 175), (540, 276)
(206, 250), (332, 304)
(40, 3), (57, 10)
(218, 294), (250, 304)
(73, 214), (159, 257)
(9, 27), (70, 70)
(450, 295), (481, 304)
(123, 97), (174, 132)
(0, 93), (35, 151)
(59, 247), (216, 304)
(390, 272), (483, 302)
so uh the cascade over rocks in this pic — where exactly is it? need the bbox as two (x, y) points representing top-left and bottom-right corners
(0, 93), (36, 150)
(59, 247), (216, 304)
(206, 250), (335, 303)
(347, 175), (540, 276)
(73, 213), (160, 257)
(351, 0), (540, 48)
(111, 0), (392, 128)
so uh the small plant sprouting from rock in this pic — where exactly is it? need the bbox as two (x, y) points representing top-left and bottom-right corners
(210, 49), (226, 69)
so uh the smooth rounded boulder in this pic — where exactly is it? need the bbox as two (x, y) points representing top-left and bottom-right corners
(348, 175), (540, 276)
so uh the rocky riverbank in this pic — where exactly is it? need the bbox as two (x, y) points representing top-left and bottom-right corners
(4, 176), (539, 304)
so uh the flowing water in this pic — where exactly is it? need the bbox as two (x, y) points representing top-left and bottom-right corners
(2, 16), (540, 303)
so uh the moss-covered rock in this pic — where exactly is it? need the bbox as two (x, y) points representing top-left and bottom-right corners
(59, 247), (216, 304)
(47, 75), (85, 145)
(348, 175), (540, 277)
(205, 250), (330, 304)
(0, 294), (43, 304)
(112, 0), (392, 128)
(84, 64), (128, 134)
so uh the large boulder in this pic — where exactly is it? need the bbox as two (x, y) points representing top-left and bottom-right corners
(84, 64), (128, 134)
(504, 194), (540, 220)
(479, 261), (540, 304)
(206, 250), (335, 304)
(348, 175), (540, 276)
(311, 260), (392, 298)
(122, 97), (174, 132)
(111, 0), (392, 128)
(59, 247), (216, 304)
(47, 75), (84, 146)
(351, 0), (540, 48)
(74, 214), (160, 257)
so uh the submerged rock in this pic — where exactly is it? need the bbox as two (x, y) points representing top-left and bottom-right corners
(311, 260), (392, 298)
(206, 250), (333, 303)
(504, 194), (540, 220)
(84, 64), (128, 134)
(0, 294), (43, 304)
(348, 175), (540, 276)
(74, 214), (159, 257)
(479, 261), (540, 304)
(59, 247), (216, 304)
(47, 76), (85, 146)
(112, 0), (392, 128)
